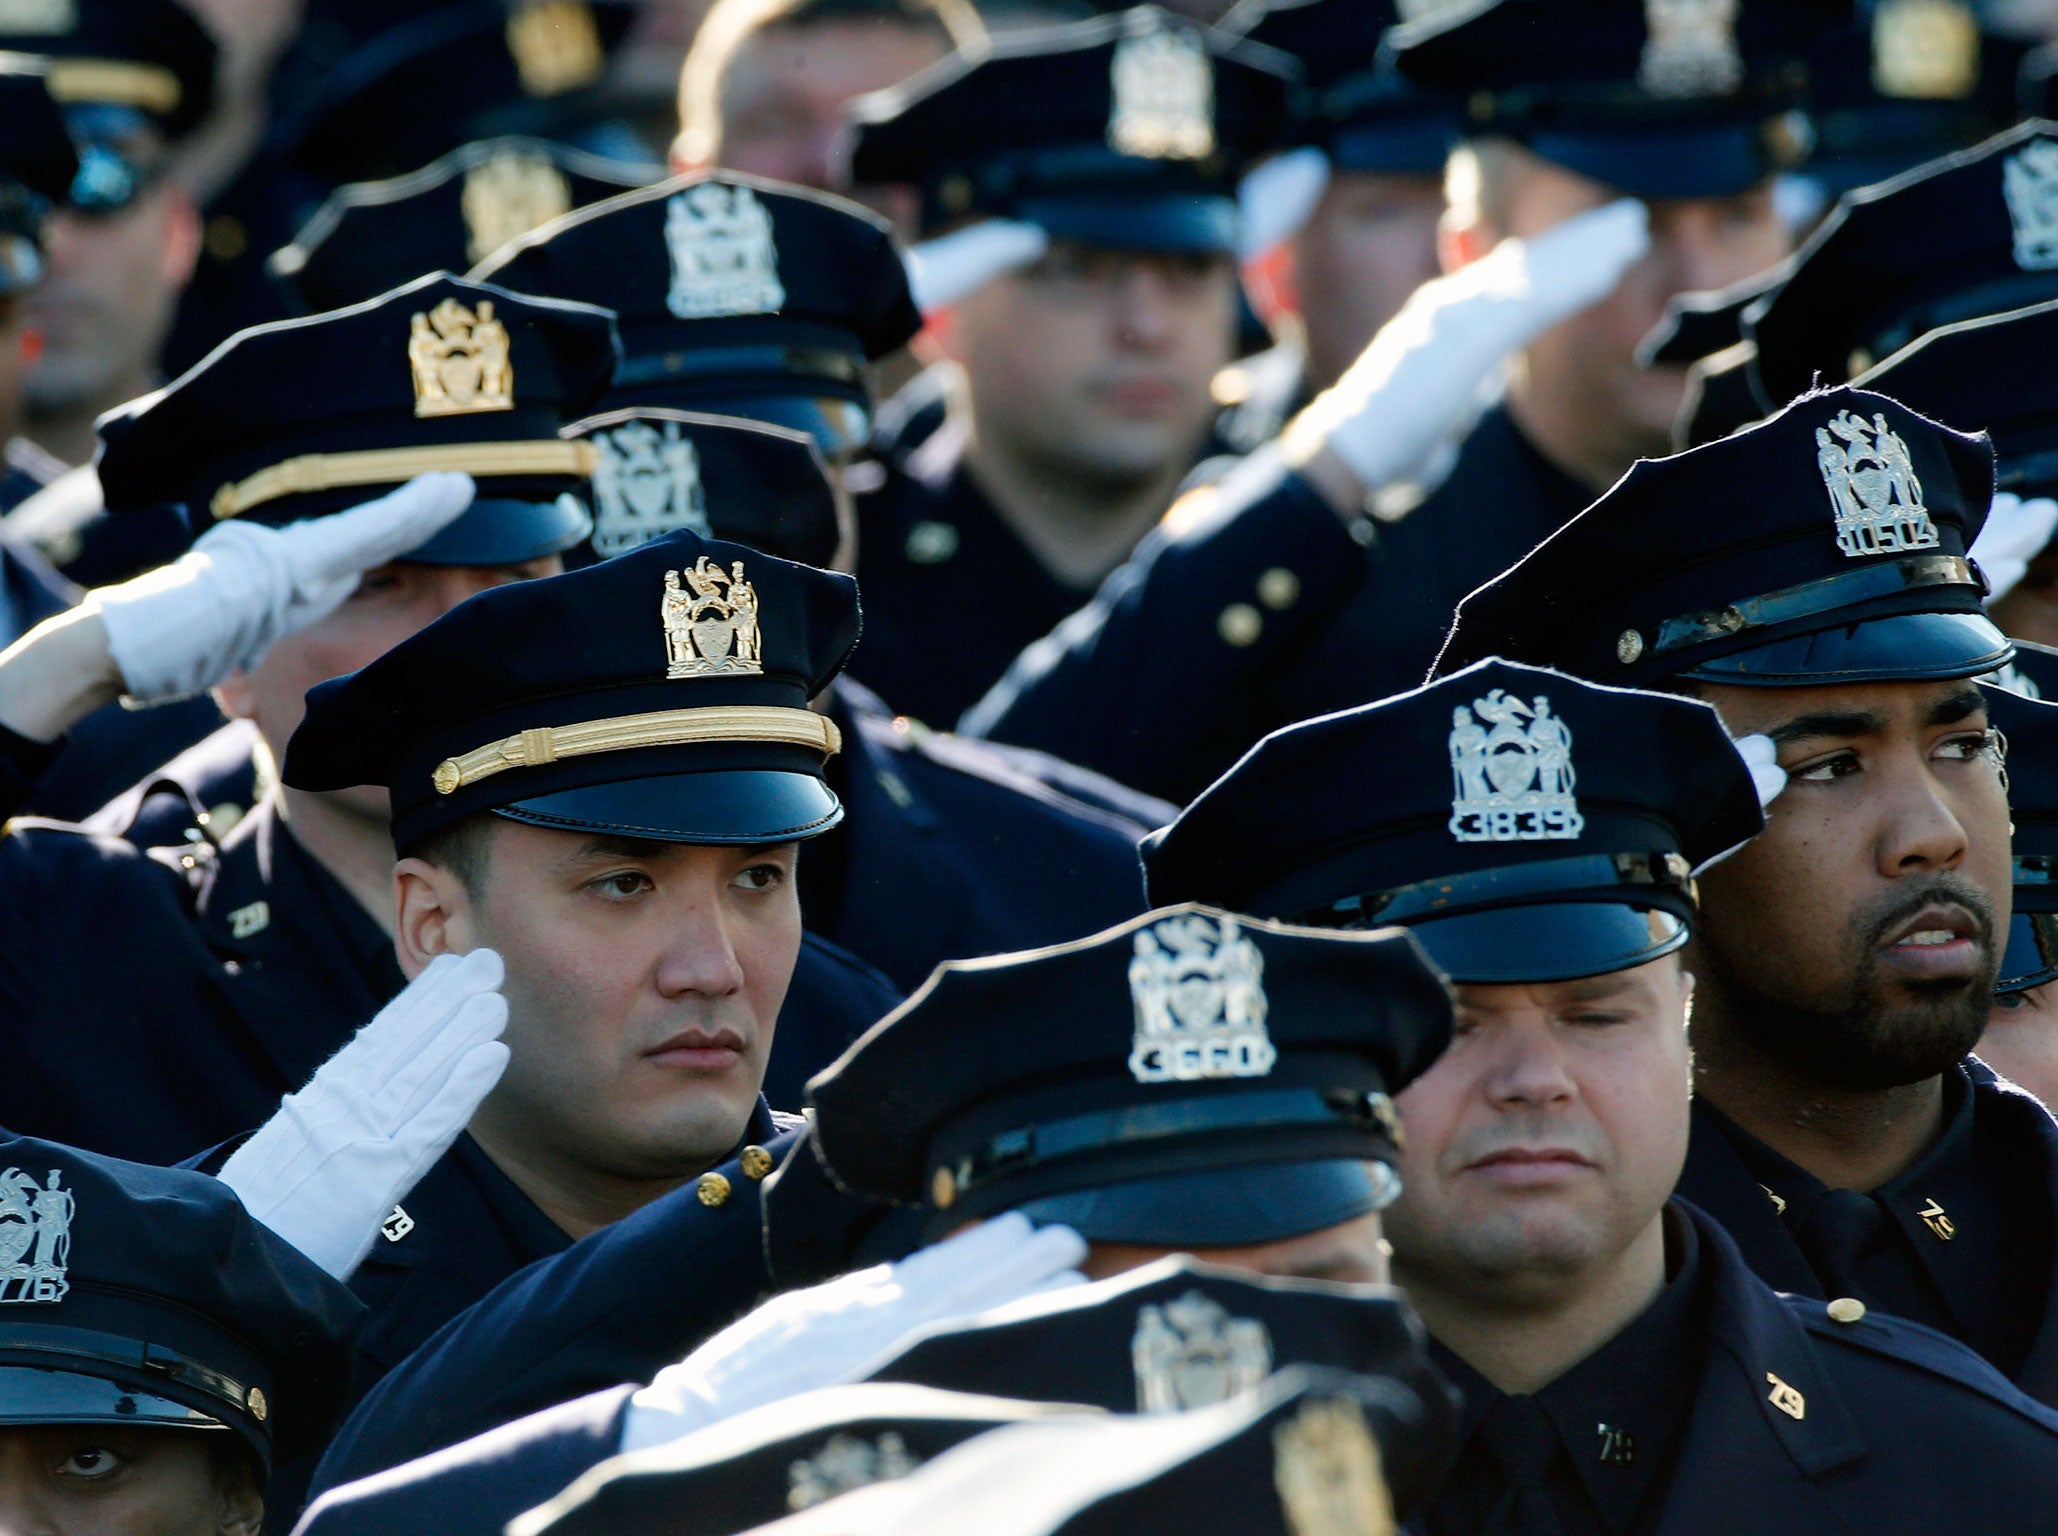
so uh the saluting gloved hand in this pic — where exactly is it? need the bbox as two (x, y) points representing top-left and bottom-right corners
(1973, 491), (2058, 605)
(619, 1213), (1089, 1454)
(95, 471), (475, 704)
(216, 948), (510, 1280)
(1284, 199), (1651, 501)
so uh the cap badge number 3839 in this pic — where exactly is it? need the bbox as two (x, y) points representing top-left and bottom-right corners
(661, 556), (763, 677)
(1815, 409), (1939, 558)
(666, 182), (786, 320)
(2003, 139), (2058, 271)
(1449, 689), (1583, 843)
(1128, 911), (1275, 1083)
(0, 1167), (72, 1305)
(1109, 21), (1215, 161)
(592, 419), (710, 557)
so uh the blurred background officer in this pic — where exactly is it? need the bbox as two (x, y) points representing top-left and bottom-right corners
(1147, 658), (2058, 1535)
(1437, 387), (2058, 1408)
(962, 0), (1839, 802)
(1971, 672), (2058, 1109)
(305, 902), (1449, 1490)
(0, 66), (80, 648)
(672, 0), (986, 196)
(0, 1130), (361, 1536)
(0, 276), (621, 1164)
(0, 0), (216, 490)
(273, 528), (866, 1403)
(1218, 0), (1460, 423)
(842, 6), (1294, 725)
(301, 1256), (1457, 1536)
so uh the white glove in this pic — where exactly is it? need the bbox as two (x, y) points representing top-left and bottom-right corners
(620, 1213), (1089, 1454)
(1238, 145), (1331, 260)
(1692, 734), (1784, 876)
(96, 471), (475, 704)
(905, 220), (1051, 313)
(1974, 491), (2058, 604)
(217, 948), (510, 1280)
(1287, 199), (1650, 495)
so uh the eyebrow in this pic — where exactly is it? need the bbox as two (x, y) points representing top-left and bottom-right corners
(1766, 710), (1887, 747)
(566, 838), (798, 862)
(1926, 688), (1986, 729)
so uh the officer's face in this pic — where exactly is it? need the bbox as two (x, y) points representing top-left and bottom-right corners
(0, 1425), (260, 1536)
(26, 183), (200, 419)
(1983, 983), (2058, 1111)
(1080, 1207), (1390, 1286)
(1688, 679), (2011, 1089)
(0, 292), (34, 435)
(399, 823), (800, 1219)
(1380, 958), (1692, 1308)
(1288, 171), (1445, 394)
(695, 19), (949, 195)
(1458, 145), (1787, 485)
(217, 556), (560, 795)
(939, 243), (1238, 497)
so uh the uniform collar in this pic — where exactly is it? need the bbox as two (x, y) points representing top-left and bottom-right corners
(1435, 1206), (1709, 1533)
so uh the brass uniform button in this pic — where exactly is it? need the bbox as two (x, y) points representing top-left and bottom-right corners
(696, 1172), (733, 1208)
(1218, 603), (1262, 647)
(1256, 567), (1300, 611)
(1827, 1297), (1866, 1324)
(740, 1145), (774, 1181)
(931, 1166), (957, 1209)
(1616, 629), (1644, 665)
(247, 1386), (268, 1422)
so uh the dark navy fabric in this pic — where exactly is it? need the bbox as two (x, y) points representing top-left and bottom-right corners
(0, 534), (74, 644)
(1677, 1062), (2058, 1411)
(965, 404), (1595, 804)
(308, 1120), (805, 1497)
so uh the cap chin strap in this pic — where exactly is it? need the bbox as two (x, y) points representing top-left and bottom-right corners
(1634, 553), (1980, 664)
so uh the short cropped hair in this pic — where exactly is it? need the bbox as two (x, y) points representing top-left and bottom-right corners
(676, 0), (987, 167)
(405, 812), (498, 896)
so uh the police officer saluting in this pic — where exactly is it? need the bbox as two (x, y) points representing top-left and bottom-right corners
(1145, 657), (2058, 1531)
(1434, 384), (2058, 1407)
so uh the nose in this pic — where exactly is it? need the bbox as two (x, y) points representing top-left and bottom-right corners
(652, 892), (749, 1002)
(1878, 758), (1971, 877)
(1111, 263), (1183, 351)
(1480, 1018), (1580, 1112)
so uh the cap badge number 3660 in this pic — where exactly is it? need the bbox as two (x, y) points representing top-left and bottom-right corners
(0, 1167), (72, 1305)
(1448, 689), (1583, 843)
(1815, 409), (1938, 558)
(1128, 911), (1275, 1083)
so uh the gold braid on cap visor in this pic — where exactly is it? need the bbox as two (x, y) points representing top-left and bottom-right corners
(209, 441), (601, 521)
(431, 706), (843, 795)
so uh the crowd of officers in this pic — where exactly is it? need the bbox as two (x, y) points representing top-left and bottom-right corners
(19, 0), (2058, 1531)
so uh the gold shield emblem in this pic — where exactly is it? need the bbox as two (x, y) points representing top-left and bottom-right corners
(1872, 0), (1979, 101)
(462, 151), (573, 266)
(409, 299), (514, 418)
(662, 556), (764, 678)
(506, 0), (605, 98)
(1273, 1395), (1398, 1536)
(1108, 22), (1216, 161)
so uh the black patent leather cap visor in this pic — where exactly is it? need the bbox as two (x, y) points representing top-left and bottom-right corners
(495, 768), (842, 845)
(1406, 903), (1689, 985)
(1997, 912), (2058, 997)
(1008, 1158), (1397, 1248)
(0, 1366), (228, 1432)
(405, 494), (594, 566)
(1681, 611), (2013, 686)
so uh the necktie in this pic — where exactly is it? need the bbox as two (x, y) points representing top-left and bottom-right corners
(1795, 1186), (1892, 1298)
(1475, 1394), (1564, 1536)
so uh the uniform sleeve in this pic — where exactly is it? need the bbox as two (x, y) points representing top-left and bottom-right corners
(959, 453), (1373, 803)
(0, 720), (62, 820)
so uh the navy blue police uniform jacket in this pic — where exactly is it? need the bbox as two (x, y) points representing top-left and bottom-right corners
(294, 1201), (2058, 1536)
(963, 404), (1597, 804)
(0, 727), (899, 1163)
(1678, 1059), (2058, 1412)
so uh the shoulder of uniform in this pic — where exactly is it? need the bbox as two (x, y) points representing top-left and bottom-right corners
(1790, 1294), (2058, 1437)
(875, 714), (1174, 837)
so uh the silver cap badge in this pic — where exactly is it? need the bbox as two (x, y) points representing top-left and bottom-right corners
(2004, 140), (2058, 271)
(1132, 1291), (1274, 1412)
(665, 182), (786, 320)
(0, 1168), (72, 1305)
(591, 419), (711, 558)
(1128, 911), (1275, 1084)
(1448, 690), (1583, 843)
(1108, 22), (1216, 161)
(1815, 409), (1939, 558)
(1638, 0), (1743, 100)
(787, 1432), (921, 1511)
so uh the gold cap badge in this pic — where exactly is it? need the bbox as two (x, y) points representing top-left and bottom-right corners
(409, 299), (514, 418)
(662, 557), (764, 678)
(1273, 1395), (1398, 1536)
(1873, 0), (1979, 101)
(506, 0), (604, 98)
(462, 151), (573, 266)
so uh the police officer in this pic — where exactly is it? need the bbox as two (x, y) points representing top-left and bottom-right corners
(306, 903), (1452, 1491)
(1971, 673), (2058, 1110)
(963, 0), (1831, 802)
(842, 7), (1296, 725)
(0, 1129), (361, 1535)
(1435, 384), (2058, 1407)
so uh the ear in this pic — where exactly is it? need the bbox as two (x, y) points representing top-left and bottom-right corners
(214, 1457), (264, 1536)
(159, 183), (203, 286)
(211, 668), (257, 722)
(394, 857), (476, 979)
